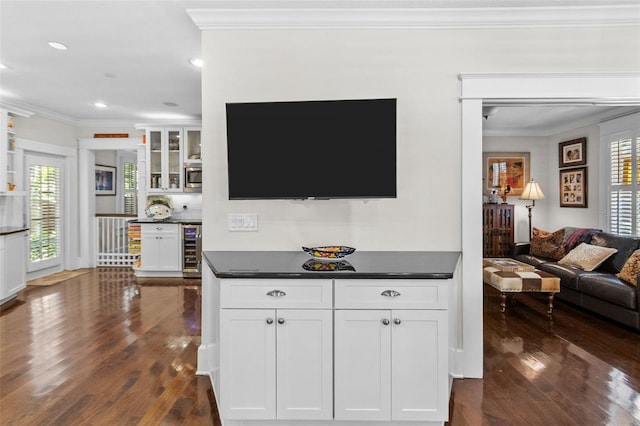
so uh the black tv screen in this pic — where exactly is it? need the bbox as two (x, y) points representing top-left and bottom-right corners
(226, 98), (397, 200)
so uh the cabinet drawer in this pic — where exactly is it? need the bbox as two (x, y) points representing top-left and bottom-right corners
(335, 279), (448, 310)
(221, 279), (333, 309)
(141, 223), (179, 235)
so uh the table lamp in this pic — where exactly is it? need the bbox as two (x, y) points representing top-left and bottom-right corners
(520, 179), (545, 240)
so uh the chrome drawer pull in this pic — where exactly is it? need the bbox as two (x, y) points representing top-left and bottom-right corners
(266, 289), (287, 297)
(278, 318), (285, 325)
(266, 318), (274, 325)
(393, 318), (402, 325)
(381, 289), (401, 297)
(381, 318), (390, 326)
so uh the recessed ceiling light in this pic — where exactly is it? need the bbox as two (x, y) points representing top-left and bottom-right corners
(189, 58), (203, 68)
(163, 102), (179, 107)
(93, 102), (108, 108)
(48, 41), (68, 51)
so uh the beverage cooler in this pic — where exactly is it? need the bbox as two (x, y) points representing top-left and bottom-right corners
(182, 224), (202, 278)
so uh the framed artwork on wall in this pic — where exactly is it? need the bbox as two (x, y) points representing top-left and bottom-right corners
(559, 167), (587, 208)
(482, 151), (530, 197)
(95, 164), (116, 196)
(558, 137), (587, 168)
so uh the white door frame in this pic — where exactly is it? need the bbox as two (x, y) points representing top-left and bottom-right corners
(459, 72), (640, 378)
(18, 138), (78, 277)
(77, 138), (143, 268)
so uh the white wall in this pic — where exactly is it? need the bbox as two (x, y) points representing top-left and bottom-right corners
(14, 115), (76, 147)
(94, 150), (117, 214)
(482, 136), (549, 242)
(200, 26), (640, 251)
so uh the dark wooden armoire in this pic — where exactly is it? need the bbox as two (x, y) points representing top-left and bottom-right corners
(482, 204), (514, 257)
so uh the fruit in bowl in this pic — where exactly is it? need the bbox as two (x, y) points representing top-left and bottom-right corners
(302, 246), (356, 260)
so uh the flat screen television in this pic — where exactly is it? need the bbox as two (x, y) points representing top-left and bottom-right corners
(226, 98), (397, 200)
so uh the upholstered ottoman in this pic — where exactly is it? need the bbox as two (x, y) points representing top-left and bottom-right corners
(483, 258), (561, 315)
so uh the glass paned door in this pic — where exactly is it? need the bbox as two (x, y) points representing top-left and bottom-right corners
(26, 154), (63, 272)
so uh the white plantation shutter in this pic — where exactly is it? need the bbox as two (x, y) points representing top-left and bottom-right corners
(608, 137), (639, 236)
(123, 160), (137, 215)
(28, 156), (63, 270)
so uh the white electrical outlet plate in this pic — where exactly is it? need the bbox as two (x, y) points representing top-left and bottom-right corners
(228, 213), (258, 231)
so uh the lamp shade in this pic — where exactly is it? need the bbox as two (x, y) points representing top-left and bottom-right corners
(520, 179), (545, 201)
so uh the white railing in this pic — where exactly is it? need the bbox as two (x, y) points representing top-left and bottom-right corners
(95, 215), (137, 267)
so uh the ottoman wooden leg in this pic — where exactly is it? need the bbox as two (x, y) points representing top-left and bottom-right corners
(547, 293), (555, 316)
(500, 293), (507, 313)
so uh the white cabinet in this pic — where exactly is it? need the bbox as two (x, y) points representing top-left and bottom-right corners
(139, 223), (181, 272)
(146, 128), (183, 192)
(145, 127), (201, 193)
(219, 279), (333, 421)
(334, 280), (449, 422)
(1, 109), (25, 195)
(0, 231), (28, 304)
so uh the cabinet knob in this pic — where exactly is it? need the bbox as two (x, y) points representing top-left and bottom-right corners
(277, 318), (285, 325)
(381, 318), (390, 326)
(393, 318), (402, 325)
(381, 289), (401, 297)
(266, 289), (287, 297)
(266, 318), (274, 325)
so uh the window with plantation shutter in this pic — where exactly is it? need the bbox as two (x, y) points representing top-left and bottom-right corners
(123, 159), (137, 215)
(27, 155), (63, 271)
(605, 123), (639, 236)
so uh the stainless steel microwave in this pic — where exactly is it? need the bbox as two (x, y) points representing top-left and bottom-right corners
(184, 167), (202, 192)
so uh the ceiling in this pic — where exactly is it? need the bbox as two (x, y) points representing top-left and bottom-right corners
(0, 0), (638, 133)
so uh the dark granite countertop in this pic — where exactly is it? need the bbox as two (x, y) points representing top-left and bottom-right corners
(128, 218), (202, 225)
(203, 250), (460, 279)
(0, 226), (29, 236)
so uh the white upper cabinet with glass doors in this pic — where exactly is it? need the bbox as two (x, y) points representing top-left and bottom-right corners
(183, 128), (202, 164)
(146, 128), (183, 193)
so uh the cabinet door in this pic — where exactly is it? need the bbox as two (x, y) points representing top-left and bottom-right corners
(156, 232), (181, 271)
(276, 309), (332, 420)
(220, 309), (276, 420)
(4, 232), (27, 296)
(391, 309), (448, 421)
(166, 128), (182, 191)
(147, 129), (163, 190)
(334, 309), (391, 421)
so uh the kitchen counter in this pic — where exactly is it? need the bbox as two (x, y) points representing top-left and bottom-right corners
(199, 250), (460, 426)
(0, 226), (29, 236)
(128, 218), (202, 225)
(203, 250), (460, 279)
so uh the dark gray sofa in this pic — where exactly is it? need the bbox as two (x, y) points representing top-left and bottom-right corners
(511, 230), (640, 330)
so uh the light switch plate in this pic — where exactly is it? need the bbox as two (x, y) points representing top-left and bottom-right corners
(228, 213), (258, 231)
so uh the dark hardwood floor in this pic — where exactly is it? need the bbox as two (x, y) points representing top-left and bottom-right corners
(1, 268), (639, 425)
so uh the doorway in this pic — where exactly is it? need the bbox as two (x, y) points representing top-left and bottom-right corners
(459, 72), (640, 379)
(25, 153), (64, 277)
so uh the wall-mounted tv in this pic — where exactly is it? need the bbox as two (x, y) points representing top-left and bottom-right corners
(226, 98), (397, 200)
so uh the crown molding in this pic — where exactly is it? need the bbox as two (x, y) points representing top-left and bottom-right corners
(0, 99), (77, 124)
(0, 101), (35, 118)
(187, 5), (640, 30)
(483, 107), (640, 137)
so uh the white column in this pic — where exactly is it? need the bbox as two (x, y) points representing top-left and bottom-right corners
(461, 98), (484, 379)
(78, 148), (96, 268)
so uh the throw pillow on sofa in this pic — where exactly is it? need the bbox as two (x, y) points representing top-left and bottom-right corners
(617, 249), (640, 286)
(530, 227), (565, 260)
(558, 243), (618, 271)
